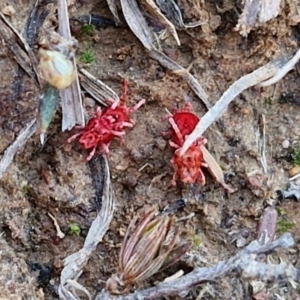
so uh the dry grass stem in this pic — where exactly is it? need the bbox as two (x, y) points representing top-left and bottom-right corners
(235, 0), (282, 36)
(106, 0), (120, 22)
(257, 114), (268, 175)
(79, 68), (120, 105)
(149, 50), (210, 108)
(98, 233), (296, 300)
(59, 155), (114, 300)
(141, 0), (180, 45)
(155, 0), (204, 28)
(256, 205), (278, 245)
(259, 49), (300, 87)
(0, 119), (37, 179)
(180, 53), (300, 156)
(119, 0), (210, 108)
(0, 12), (39, 84)
(200, 145), (234, 193)
(57, 0), (84, 131)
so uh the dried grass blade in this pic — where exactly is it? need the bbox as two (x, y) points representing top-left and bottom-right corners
(180, 56), (295, 155)
(257, 205), (278, 245)
(119, 216), (139, 271)
(57, 0), (84, 131)
(141, 0), (180, 45)
(120, 0), (154, 50)
(135, 225), (179, 280)
(259, 0), (281, 23)
(79, 68), (120, 105)
(235, 0), (282, 36)
(155, 0), (203, 28)
(106, 0), (120, 22)
(0, 119), (37, 179)
(160, 241), (192, 271)
(59, 155), (114, 300)
(149, 50), (210, 108)
(120, 0), (209, 108)
(200, 145), (234, 193)
(0, 13), (38, 84)
(125, 218), (170, 279)
(135, 254), (167, 281)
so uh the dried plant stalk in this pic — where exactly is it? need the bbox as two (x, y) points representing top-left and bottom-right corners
(180, 53), (300, 156)
(97, 233), (296, 300)
(106, 0), (120, 22)
(200, 145), (234, 193)
(119, 0), (210, 108)
(155, 0), (203, 28)
(59, 155), (114, 300)
(235, 0), (282, 36)
(0, 119), (37, 179)
(106, 209), (192, 295)
(256, 205), (278, 244)
(0, 13), (39, 84)
(79, 68), (120, 105)
(141, 0), (180, 45)
(57, 0), (84, 131)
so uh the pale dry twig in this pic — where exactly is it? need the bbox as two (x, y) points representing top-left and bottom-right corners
(58, 155), (114, 300)
(180, 52), (300, 155)
(96, 233), (296, 300)
(0, 119), (37, 179)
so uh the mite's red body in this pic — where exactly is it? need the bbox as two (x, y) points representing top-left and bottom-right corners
(166, 103), (207, 185)
(68, 80), (145, 161)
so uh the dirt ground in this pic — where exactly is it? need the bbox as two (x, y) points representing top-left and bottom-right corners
(1, 0), (300, 299)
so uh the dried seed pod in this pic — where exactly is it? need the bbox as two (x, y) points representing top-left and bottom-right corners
(39, 48), (76, 90)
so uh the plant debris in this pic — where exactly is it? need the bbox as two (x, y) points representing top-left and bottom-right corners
(57, 0), (84, 131)
(59, 155), (114, 300)
(180, 51), (300, 156)
(97, 233), (296, 300)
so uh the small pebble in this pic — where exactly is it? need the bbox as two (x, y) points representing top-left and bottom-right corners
(282, 139), (290, 149)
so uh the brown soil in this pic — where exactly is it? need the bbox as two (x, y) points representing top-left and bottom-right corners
(1, 0), (300, 299)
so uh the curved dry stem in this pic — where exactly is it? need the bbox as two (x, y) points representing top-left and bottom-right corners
(58, 155), (114, 300)
(119, 0), (210, 109)
(180, 54), (299, 155)
(0, 119), (37, 179)
(97, 233), (296, 300)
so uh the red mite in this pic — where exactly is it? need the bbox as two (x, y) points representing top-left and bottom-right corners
(68, 80), (145, 161)
(166, 103), (208, 186)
